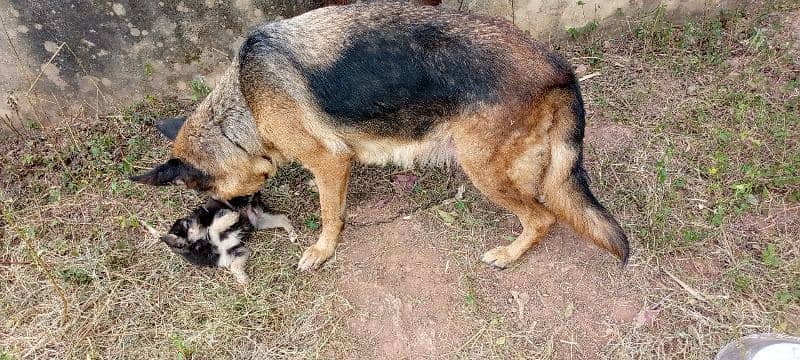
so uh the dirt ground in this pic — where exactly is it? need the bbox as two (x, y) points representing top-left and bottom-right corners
(329, 158), (640, 359)
(1, 1), (799, 359)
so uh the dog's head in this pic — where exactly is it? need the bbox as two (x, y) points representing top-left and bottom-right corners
(130, 67), (282, 200)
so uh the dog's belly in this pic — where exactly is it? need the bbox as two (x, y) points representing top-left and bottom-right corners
(348, 133), (456, 168)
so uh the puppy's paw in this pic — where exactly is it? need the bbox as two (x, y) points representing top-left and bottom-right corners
(481, 246), (518, 269)
(233, 271), (250, 285)
(298, 243), (334, 271)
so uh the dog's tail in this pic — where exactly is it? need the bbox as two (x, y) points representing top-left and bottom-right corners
(540, 82), (630, 265)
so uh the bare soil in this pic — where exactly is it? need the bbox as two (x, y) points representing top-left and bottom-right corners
(317, 149), (646, 359)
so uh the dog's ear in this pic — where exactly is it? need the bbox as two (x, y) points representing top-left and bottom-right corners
(155, 117), (186, 140)
(129, 158), (210, 190)
(160, 234), (188, 249)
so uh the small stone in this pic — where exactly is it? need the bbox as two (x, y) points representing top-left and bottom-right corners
(43, 41), (59, 53)
(112, 3), (126, 16)
(391, 173), (419, 193)
(564, 302), (575, 319)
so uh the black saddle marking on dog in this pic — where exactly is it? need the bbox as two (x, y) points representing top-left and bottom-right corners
(306, 24), (501, 138)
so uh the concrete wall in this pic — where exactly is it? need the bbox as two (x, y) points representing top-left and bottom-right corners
(444, 0), (730, 36)
(0, 0), (731, 127)
(0, 0), (326, 126)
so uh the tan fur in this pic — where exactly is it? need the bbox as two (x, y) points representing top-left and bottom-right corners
(347, 130), (455, 168)
(539, 89), (628, 260)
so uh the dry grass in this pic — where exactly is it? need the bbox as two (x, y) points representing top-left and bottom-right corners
(0, 100), (349, 359)
(556, 0), (800, 357)
(2, 1), (799, 359)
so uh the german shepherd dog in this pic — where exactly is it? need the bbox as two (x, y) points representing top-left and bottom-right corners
(132, 2), (629, 271)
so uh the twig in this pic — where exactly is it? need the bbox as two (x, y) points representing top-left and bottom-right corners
(448, 326), (486, 356)
(140, 219), (162, 244)
(509, 0), (515, 24)
(2, 208), (69, 325)
(345, 198), (431, 227)
(664, 269), (708, 302)
(1, 113), (22, 136)
(346, 185), (465, 227)
(579, 72), (602, 82)
(0, 259), (32, 266)
(26, 41), (66, 96)
(211, 47), (232, 61)
(62, 42), (89, 75)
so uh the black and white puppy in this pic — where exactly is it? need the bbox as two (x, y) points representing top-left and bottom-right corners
(161, 193), (295, 284)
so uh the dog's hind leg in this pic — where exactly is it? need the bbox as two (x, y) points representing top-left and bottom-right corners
(452, 112), (556, 268)
(481, 201), (554, 268)
(461, 163), (555, 268)
(295, 150), (352, 271)
(246, 207), (297, 242)
(229, 246), (251, 285)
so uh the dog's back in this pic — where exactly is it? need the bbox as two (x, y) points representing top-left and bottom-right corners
(239, 2), (573, 136)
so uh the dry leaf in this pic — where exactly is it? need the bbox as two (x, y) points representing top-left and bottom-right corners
(634, 308), (660, 327)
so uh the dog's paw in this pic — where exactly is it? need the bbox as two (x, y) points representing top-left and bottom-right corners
(298, 243), (334, 271)
(481, 246), (517, 269)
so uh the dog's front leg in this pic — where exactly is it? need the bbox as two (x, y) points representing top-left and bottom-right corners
(297, 152), (352, 271)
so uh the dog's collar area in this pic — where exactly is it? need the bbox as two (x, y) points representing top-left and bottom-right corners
(221, 129), (251, 156)
(210, 104), (252, 157)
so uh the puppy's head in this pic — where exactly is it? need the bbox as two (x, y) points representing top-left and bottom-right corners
(160, 209), (219, 266)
